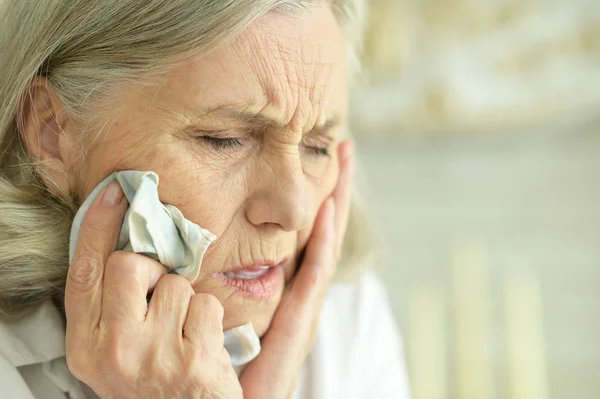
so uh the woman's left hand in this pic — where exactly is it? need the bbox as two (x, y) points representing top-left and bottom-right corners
(239, 139), (355, 398)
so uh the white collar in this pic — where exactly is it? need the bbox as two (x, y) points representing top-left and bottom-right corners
(0, 301), (67, 367)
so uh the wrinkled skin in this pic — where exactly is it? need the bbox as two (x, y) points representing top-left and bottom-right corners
(74, 5), (347, 337)
(23, 4), (354, 398)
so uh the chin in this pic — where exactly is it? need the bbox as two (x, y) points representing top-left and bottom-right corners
(218, 284), (284, 337)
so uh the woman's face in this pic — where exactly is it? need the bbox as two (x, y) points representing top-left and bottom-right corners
(74, 6), (347, 336)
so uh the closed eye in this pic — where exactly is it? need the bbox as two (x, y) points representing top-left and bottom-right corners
(199, 135), (330, 157)
(304, 146), (330, 157)
(199, 136), (243, 150)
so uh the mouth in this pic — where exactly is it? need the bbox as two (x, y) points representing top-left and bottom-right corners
(213, 258), (288, 299)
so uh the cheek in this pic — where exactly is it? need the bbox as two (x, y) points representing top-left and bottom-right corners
(77, 142), (139, 200)
(75, 122), (163, 199)
(153, 149), (247, 236)
(80, 132), (244, 237)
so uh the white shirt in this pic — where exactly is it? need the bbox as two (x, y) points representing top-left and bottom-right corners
(0, 272), (411, 399)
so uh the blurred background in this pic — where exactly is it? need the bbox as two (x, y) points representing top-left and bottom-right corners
(352, 1), (600, 398)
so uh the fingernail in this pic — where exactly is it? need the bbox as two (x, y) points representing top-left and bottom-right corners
(340, 140), (354, 160)
(101, 181), (123, 207)
(346, 140), (354, 158)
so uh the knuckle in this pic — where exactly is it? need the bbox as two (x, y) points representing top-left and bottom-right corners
(196, 293), (223, 312)
(194, 294), (224, 318)
(105, 251), (145, 278)
(67, 257), (102, 295)
(155, 273), (194, 296)
(107, 250), (137, 266)
(183, 320), (204, 341)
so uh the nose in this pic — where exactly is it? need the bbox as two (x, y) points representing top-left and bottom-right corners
(245, 153), (312, 233)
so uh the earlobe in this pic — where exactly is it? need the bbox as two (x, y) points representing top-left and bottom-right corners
(19, 76), (74, 195)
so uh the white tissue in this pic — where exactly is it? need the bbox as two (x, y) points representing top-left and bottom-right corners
(68, 170), (261, 368)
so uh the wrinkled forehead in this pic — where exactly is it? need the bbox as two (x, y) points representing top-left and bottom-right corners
(149, 6), (347, 131)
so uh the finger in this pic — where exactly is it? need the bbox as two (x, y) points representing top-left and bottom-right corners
(183, 293), (225, 350)
(333, 140), (354, 258)
(65, 181), (127, 337)
(146, 274), (195, 334)
(291, 197), (336, 303)
(101, 251), (168, 324)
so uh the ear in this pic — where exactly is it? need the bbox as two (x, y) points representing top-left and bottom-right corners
(19, 76), (75, 196)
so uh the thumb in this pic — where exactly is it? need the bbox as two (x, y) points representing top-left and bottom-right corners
(66, 181), (128, 339)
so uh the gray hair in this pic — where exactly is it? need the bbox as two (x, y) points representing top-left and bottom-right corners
(0, 0), (370, 318)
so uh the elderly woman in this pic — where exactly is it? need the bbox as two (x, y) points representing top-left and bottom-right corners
(0, 1), (409, 398)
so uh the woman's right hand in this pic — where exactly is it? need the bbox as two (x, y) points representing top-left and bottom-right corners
(64, 181), (242, 399)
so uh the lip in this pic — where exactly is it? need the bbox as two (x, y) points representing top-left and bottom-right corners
(213, 258), (288, 299)
(221, 258), (286, 274)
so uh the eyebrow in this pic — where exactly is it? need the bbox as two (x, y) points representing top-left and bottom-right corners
(206, 108), (341, 138)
